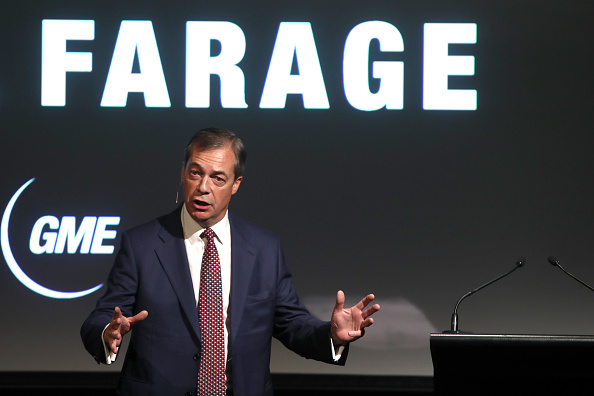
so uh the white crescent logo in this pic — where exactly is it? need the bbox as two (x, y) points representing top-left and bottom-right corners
(0, 178), (103, 299)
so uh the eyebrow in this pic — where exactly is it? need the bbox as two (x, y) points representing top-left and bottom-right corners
(188, 162), (230, 177)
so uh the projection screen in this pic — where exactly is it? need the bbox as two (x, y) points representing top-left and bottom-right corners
(1, 1), (594, 377)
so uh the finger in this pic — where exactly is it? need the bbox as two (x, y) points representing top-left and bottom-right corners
(355, 294), (375, 310)
(105, 331), (121, 354)
(362, 303), (380, 319)
(110, 337), (121, 354)
(107, 307), (123, 330)
(347, 328), (367, 338)
(106, 326), (121, 341)
(334, 290), (345, 312)
(111, 336), (120, 354)
(107, 319), (120, 331)
(360, 317), (374, 329)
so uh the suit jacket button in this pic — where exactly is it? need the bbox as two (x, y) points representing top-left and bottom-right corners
(193, 354), (199, 361)
(185, 392), (192, 396)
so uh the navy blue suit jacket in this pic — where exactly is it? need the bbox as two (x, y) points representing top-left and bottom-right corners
(81, 208), (347, 396)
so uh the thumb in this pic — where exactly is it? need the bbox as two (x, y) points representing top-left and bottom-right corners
(129, 310), (149, 325)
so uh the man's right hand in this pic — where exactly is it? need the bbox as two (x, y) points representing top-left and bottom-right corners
(103, 307), (148, 354)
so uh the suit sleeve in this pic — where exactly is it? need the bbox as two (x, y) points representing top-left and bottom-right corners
(271, 241), (349, 365)
(80, 231), (139, 364)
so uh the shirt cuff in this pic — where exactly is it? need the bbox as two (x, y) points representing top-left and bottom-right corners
(330, 337), (345, 362)
(102, 323), (118, 364)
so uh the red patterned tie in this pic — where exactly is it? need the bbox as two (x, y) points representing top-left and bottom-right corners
(197, 228), (226, 396)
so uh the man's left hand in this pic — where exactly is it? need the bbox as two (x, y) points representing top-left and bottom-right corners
(330, 290), (380, 346)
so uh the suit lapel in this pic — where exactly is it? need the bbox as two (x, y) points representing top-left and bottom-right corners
(153, 210), (257, 345)
(155, 209), (201, 341)
(229, 214), (257, 346)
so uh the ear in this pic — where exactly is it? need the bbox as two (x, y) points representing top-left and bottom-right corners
(231, 176), (242, 195)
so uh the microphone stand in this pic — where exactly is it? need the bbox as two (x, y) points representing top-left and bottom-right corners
(548, 256), (594, 292)
(444, 258), (526, 334)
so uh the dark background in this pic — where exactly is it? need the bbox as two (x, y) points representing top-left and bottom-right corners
(1, 0), (594, 380)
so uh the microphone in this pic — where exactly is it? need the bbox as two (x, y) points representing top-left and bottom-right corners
(445, 258), (526, 334)
(548, 256), (594, 293)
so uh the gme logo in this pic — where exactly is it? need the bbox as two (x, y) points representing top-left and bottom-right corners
(30, 215), (119, 255)
(1, 178), (120, 299)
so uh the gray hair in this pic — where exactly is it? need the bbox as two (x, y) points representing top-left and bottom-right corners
(183, 127), (247, 179)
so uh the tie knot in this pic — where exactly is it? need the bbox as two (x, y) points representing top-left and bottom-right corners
(200, 227), (215, 241)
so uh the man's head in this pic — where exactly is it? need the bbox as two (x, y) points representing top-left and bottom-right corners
(181, 127), (246, 227)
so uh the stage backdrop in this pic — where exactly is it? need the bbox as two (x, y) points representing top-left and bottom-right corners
(2, 0), (594, 377)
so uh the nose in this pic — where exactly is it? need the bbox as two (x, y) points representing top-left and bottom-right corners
(196, 176), (210, 193)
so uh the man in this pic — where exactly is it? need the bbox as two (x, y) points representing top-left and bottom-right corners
(81, 127), (380, 396)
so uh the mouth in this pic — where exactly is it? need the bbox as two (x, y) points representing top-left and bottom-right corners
(193, 199), (211, 210)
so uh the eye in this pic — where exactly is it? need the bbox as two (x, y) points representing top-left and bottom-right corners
(213, 176), (226, 186)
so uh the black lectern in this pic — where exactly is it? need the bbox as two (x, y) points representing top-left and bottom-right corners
(430, 333), (594, 395)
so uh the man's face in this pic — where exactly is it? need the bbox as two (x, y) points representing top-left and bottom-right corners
(181, 145), (242, 228)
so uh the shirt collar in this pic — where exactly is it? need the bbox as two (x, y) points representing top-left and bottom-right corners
(181, 205), (230, 246)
